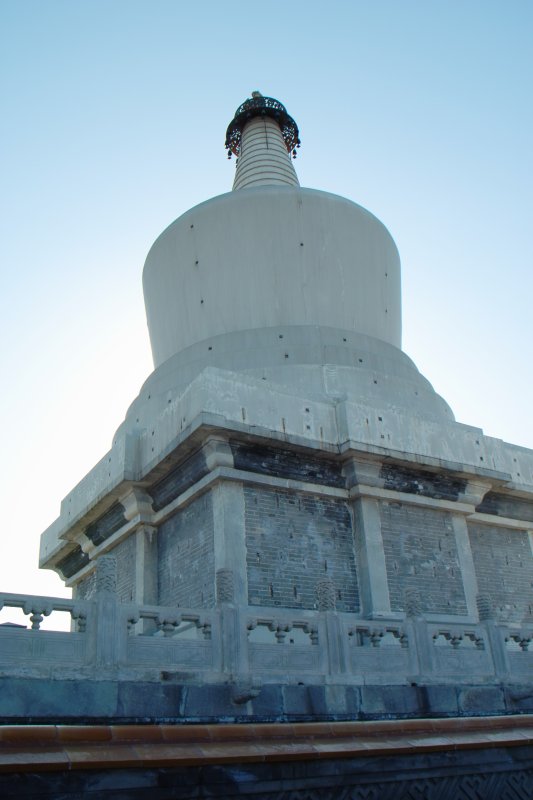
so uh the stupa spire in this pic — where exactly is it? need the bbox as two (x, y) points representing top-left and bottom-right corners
(225, 92), (301, 190)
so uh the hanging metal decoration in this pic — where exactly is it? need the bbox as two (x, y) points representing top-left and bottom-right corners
(225, 93), (301, 159)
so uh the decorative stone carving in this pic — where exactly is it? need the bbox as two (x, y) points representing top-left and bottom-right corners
(316, 579), (337, 611)
(405, 589), (423, 619)
(477, 594), (494, 621)
(342, 455), (383, 490)
(231, 678), (262, 704)
(216, 568), (235, 604)
(203, 437), (234, 471)
(95, 555), (117, 595)
(120, 487), (154, 522)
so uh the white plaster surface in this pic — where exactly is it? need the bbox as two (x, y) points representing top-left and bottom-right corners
(143, 187), (401, 368)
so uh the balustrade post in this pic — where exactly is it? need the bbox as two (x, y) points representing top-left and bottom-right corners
(316, 579), (346, 676)
(404, 590), (433, 683)
(216, 568), (249, 680)
(477, 594), (510, 680)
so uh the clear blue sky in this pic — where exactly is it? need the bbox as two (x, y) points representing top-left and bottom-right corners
(1, 0), (532, 599)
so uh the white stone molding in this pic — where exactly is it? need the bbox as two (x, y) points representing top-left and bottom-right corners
(233, 116), (299, 191)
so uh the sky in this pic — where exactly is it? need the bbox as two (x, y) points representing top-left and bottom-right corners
(1, 0), (532, 605)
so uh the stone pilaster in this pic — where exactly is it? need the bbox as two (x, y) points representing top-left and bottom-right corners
(352, 497), (391, 618)
(343, 456), (390, 618)
(451, 514), (479, 620)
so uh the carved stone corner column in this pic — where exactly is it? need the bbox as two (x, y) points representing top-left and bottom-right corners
(93, 555), (120, 670)
(94, 554), (117, 596)
(212, 481), (249, 681)
(135, 524), (158, 613)
(212, 481), (248, 606)
(216, 568), (236, 605)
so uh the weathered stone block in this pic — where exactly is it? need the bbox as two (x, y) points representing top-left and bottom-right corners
(0, 678), (118, 720)
(458, 686), (506, 714)
(503, 685), (533, 713)
(182, 685), (236, 719)
(116, 682), (184, 719)
(360, 685), (420, 716)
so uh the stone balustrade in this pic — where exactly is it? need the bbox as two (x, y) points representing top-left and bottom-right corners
(1, 589), (533, 687)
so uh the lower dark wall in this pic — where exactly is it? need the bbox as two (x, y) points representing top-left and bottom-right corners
(3, 745), (533, 799)
(2, 677), (533, 724)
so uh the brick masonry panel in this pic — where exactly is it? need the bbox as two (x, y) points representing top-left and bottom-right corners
(245, 486), (359, 612)
(158, 492), (215, 608)
(381, 502), (467, 615)
(468, 522), (533, 623)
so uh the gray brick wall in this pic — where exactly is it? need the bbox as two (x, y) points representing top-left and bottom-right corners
(245, 487), (359, 612)
(114, 535), (136, 602)
(381, 502), (467, 615)
(469, 523), (533, 622)
(158, 492), (215, 608)
(74, 570), (96, 600)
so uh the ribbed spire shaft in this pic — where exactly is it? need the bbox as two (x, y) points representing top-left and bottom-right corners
(233, 116), (300, 191)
